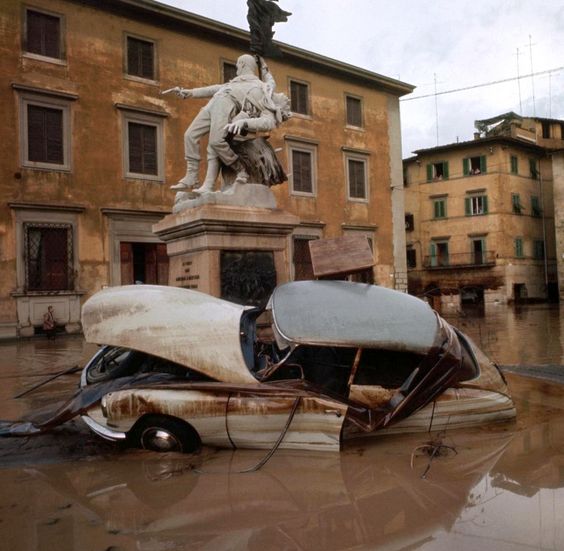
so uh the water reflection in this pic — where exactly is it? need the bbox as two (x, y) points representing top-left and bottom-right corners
(445, 304), (564, 366)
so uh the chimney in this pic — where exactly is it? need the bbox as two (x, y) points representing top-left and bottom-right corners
(473, 132), (481, 140)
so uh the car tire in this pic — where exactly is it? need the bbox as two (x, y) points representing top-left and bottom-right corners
(130, 415), (201, 454)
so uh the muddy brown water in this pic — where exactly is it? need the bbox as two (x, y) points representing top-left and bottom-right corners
(0, 306), (563, 550)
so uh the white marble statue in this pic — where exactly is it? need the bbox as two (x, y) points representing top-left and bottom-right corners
(165, 54), (288, 196)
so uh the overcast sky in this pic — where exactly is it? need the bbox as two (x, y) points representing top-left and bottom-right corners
(160, 0), (564, 157)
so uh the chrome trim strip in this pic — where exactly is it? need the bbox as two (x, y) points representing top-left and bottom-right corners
(80, 414), (127, 441)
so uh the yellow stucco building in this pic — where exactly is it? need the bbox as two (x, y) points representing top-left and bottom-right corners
(404, 113), (562, 309)
(0, 0), (413, 338)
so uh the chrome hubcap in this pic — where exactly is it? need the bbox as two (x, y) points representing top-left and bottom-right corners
(141, 428), (182, 452)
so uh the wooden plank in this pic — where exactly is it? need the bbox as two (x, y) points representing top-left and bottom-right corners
(309, 235), (374, 278)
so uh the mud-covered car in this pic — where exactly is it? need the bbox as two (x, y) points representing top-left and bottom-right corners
(79, 281), (516, 453)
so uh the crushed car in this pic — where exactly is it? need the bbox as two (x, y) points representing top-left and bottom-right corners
(77, 281), (516, 453)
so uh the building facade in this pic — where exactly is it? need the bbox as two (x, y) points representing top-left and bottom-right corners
(404, 113), (562, 310)
(0, 0), (413, 338)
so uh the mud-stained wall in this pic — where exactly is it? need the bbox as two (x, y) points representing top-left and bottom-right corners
(0, 0), (412, 336)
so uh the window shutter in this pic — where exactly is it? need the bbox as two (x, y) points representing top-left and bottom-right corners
(442, 161), (449, 179)
(43, 13), (61, 59)
(426, 163), (433, 182)
(292, 150), (312, 193)
(483, 195), (488, 214)
(140, 40), (154, 79)
(346, 96), (362, 127)
(142, 125), (157, 174)
(290, 81), (309, 115)
(127, 37), (154, 79)
(28, 105), (63, 164)
(45, 108), (64, 163)
(26, 10), (60, 58)
(127, 37), (138, 76)
(511, 156), (518, 174)
(429, 243), (437, 267)
(120, 242), (134, 285)
(465, 197), (471, 215)
(463, 158), (470, 176)
(480, 155), (487, 173)
(128, 123), (143, 173)
(348, 159), (365, 198)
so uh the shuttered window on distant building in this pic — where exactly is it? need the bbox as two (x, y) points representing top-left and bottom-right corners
(292, 149), (313, 193)
(348, 158), (367, 199)
(26, 9), (61, 59)
(346, 95), (362, 127)
(27, 104), (64, 164)
(128, 122), (158, 175)
(290, 80), (309, 115)
(127, 36), (155, 80)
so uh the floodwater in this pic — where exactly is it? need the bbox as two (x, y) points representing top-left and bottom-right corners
(0, 305), (564, 551)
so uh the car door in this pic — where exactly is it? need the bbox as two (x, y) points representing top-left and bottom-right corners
(226, 392), (348, 452)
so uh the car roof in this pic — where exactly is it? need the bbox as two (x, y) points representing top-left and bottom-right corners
(270, 281), (439, 354)
(81, 285), (258, 384)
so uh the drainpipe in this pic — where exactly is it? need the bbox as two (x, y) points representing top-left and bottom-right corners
(539, 159), (549, 291)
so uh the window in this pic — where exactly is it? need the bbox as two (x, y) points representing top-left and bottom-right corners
(471, 238), (486, 265)
(20, 93), (72, 171)
(541, 121), (551, 139)
(346, 95), (362, 127)
(430, 241), (449, 267)
(406, 247), (417, 269)
(290, 80), (309, 115)
(24, 223), (73, 291)
(120, 242), (168, 285)
(433, 197), (447, 219)
(405, 213), (414, 232)
(465, 195), (488, 216)
(463, 155), (486, 176)
(126, 36), (155, 80)
(510, 155), (519, 174)
(24, 9), (63, 60)
(529, 158), (539, 179)
(122, 110), (164, 181)
(222, 61), (237, 83)
(291, 149), (314, 194)
(512, 193), (523, 214)
(531, 195), (542, 217)
(533, 240), (545, 260)
(346, 156), (368, 200)
(514, 238), (524, 258)
(293, 237), (316, 280)
(426, 161), (449, 181)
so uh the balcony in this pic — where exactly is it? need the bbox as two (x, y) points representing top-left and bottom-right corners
(423, 251), (496, 270)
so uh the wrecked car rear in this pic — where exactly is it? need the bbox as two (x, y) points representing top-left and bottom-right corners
(79, 281), (515, 453)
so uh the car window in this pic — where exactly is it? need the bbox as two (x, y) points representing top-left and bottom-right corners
(352, 348), (423, 388)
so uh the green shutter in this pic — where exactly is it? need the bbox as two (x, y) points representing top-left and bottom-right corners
(483, 195), (488, 214)
(480, 155), (487, 173)
(515, 238), (523, 258)
(463, 158), (470, 176)
(426, 163), (433, 182)
(465, 197), (471, 215)
(511, 155), (518, 174)
(430, 243), (437, 266)
(443, 161), (449, 179)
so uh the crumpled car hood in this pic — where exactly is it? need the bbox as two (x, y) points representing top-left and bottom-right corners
(81, 285), (258, 384)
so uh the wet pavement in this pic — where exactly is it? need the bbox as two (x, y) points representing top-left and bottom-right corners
(1, 305), (564, 550)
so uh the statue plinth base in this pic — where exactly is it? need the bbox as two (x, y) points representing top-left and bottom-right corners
(153, 200), (300, 302)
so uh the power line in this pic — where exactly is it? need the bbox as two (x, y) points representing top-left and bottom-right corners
(400, 66), (564, 102)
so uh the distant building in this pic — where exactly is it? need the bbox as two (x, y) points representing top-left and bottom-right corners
(0, 0), (413, 338)
(404, 112), (563, 310)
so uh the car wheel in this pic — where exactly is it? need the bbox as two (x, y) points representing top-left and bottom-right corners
(85, 347), (136, 384)
(131, 415), (201, 454)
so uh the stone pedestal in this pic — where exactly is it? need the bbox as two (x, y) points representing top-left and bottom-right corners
(153, 202), (299, 302)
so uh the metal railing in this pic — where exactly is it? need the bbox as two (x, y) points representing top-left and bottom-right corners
(423, 251), (496, 269)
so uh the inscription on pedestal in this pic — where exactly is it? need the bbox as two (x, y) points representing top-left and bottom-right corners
(175, 260), (200, 290)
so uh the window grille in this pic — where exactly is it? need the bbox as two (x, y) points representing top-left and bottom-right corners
(24, 223), (73, 291)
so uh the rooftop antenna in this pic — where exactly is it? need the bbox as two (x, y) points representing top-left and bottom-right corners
(526, 35), (537, 116)
(514, 47), (523, 114)
(434, 73), (439, 146)
(548, 71), (552, 118)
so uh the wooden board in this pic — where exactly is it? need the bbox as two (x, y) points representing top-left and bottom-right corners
(309, 235), (374, 278)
